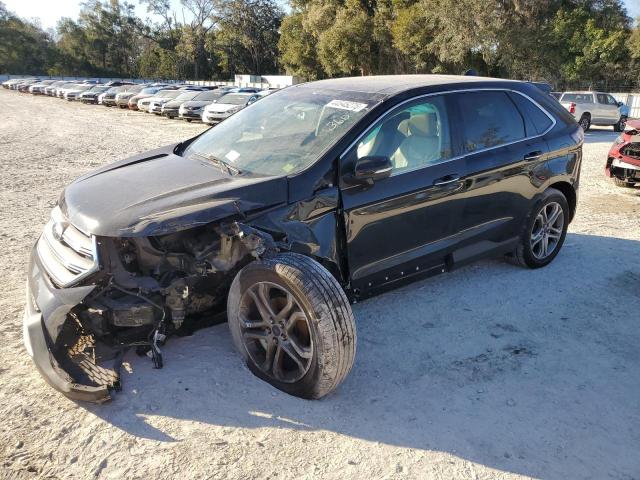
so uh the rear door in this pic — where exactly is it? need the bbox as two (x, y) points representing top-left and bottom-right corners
(448, 90), (552, 263)
(340, 94), (466, 291)
(595, 93), (616, 123)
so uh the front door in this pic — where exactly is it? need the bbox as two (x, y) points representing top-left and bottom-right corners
(340, 94), (467, 291)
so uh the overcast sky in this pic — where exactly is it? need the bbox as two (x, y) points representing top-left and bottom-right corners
(3, 0), (640, 30)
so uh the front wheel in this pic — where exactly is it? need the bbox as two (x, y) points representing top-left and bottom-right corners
(614, 116), (627, 132)
(507, 188), (569, 269)
(227, 253), (356, 399)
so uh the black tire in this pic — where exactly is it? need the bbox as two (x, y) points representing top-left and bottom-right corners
(507, 188), (569, 269)
(578, 114), (591, 131)
(614, 177), (636, 188)
(186, 119), (192, 123)
(613, 116), (627, 132)
(227, 253), (356, 399)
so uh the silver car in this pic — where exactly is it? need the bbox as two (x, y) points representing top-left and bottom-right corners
(559, 91), (626, 131)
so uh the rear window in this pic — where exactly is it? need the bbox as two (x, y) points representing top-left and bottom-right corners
(561, 93), (593, 104)
(457, 91), (526, 152)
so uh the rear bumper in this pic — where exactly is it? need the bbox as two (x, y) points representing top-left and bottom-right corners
(23, 246), (109, 402)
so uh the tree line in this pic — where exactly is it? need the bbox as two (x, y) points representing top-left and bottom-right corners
(1, 0), (640, 88)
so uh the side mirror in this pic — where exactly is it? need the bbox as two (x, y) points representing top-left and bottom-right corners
(617, 101), (624, 107)
(353, 156), (392, 184)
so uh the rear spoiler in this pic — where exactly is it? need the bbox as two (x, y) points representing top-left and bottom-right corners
(528, 82), (552, 94)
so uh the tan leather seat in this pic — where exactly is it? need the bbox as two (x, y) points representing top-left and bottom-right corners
(392, 113), (440, 170)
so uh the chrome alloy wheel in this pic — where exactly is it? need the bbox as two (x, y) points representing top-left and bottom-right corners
(530, 201), (564, 260)
(239, 282), (313, 383)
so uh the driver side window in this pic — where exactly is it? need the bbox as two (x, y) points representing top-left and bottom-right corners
(354, 95), (452, 176)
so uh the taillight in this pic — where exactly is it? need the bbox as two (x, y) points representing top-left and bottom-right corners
(569, 102), (576, 114)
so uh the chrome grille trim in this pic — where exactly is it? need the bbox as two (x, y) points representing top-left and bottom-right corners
(36, 206), (99, 287)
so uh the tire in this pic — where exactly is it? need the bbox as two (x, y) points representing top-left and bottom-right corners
(613, 116), (627, 132)
(227, 253), (356, 399)
(507, 188), (569, 269)
(578, 114), (591, 131)
(614, 178), (636, 188)
(186, 119), (192, 123)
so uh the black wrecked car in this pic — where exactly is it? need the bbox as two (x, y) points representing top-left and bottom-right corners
(24, 75), (583, 402)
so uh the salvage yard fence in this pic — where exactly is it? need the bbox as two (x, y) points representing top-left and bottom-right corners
(0, 74), (295, 90)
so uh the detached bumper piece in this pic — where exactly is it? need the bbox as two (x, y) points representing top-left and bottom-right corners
(24, 249), (122, 403)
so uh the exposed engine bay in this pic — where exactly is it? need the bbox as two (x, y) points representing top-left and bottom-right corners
(52, 221), (278, 401)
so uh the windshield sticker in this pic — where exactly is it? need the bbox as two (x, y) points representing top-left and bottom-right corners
(325, 112), (351, 132)
(225, 150), (240, 162)
(326, 99), (368, 112)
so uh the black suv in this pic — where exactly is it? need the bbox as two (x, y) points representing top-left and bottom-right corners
(24, 75), (582, 402)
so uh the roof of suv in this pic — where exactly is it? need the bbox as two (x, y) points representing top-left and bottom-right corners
(298, 74), (514, 94)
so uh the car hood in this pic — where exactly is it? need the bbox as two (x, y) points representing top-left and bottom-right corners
(117, 92), (136, 99)
(59, 144), (288, 237)
(181, 101), (211, 109)
(130, 94), (154, 102)
(205, 103), (241, 113)
(164, 100), (187, 108)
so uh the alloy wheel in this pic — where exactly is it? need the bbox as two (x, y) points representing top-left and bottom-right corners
(530, 201), (564, 260)
(239, 282), (313, 383)
(579, 117), (590, 131)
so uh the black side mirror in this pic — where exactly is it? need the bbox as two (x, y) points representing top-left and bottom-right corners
(353, 156), (393, 184)
(617, 101), (623, 107)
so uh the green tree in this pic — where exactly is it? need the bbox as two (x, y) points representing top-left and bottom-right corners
(0, 2), (58, 74)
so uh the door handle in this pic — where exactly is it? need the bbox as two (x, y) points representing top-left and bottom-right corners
(433, 174), (461, 186)
(524, 151), (543, 161)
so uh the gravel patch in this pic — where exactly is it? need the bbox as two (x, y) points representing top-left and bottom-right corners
(0, 90), (639, 480)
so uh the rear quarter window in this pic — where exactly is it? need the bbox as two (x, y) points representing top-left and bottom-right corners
(509, 92), (553, 135)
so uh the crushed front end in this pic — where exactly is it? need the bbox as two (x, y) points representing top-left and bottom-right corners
(24, 206), (274, 402)
(606, 121), (640, 183)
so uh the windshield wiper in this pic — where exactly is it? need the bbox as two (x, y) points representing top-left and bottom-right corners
(197, 153), (241, 175)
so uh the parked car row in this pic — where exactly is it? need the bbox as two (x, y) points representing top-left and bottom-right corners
(2, 77), (276, 125)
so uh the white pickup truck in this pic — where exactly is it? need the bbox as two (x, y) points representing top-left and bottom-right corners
(559, 91), (626, 132)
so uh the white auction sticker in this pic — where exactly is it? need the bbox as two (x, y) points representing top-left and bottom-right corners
(225, 150), (240, 162)
(326, 99), (368, 112)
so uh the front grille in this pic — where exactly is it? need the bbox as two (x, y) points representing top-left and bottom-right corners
(36, 206), (99, 287)
(621, 143), (640, 160)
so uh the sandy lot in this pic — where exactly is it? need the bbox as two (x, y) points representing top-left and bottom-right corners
(0, 89), (639, 480)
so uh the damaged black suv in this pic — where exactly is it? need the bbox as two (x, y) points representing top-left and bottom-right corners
(24, 75), (582, 402)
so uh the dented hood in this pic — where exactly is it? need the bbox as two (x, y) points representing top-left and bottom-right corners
(60, 144), (288, 237)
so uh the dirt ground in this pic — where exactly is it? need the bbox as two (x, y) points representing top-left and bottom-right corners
(0, 89), (639, 480)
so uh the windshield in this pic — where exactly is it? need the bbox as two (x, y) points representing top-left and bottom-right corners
(173, 91), (200, 102)
(126, 85), (145, 93)
(193, 90), (224, 101)
(184, 87), (381, 176)
(217, 94), (252, 106)
(156, 90), (181, 99)
(90, 86), (108, 92)
(141, 87), (162, 95)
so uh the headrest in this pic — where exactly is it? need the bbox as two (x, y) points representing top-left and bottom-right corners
(408, 112), (437, 137)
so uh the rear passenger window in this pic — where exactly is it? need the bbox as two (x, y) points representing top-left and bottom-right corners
(509, 93), (553, 135)
(457, 91), (525, 152)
